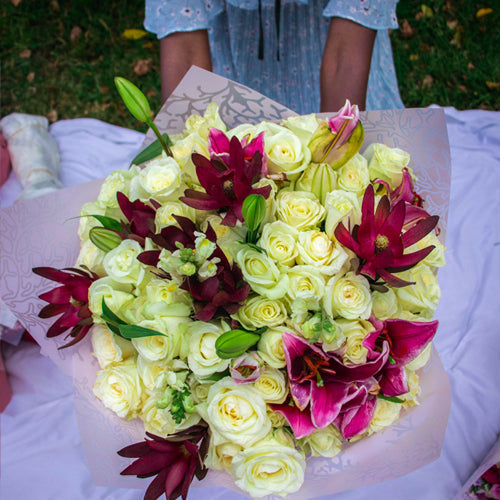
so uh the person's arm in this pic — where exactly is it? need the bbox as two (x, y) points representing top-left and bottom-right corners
(160, 30), (212, 102)
(320, 17), (376, 112)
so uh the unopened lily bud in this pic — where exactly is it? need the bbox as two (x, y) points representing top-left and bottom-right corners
(296, 163), (338, 205)
(242, 194), (267, 232)
(114, 77), (151, 123)
(89, 227), (122, 252)
(215, 329), (261, 359)
(308, 100), (364, 169)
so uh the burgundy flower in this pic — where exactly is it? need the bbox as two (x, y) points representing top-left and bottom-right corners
(116, 191), (160, 241)
(138, 215), (250, 321)
(270, 332), (389, 439)
(179, 134), (271, 226)
(118, 426), (210, 500)
(335, 184), (439, 288)
(33, 266), (98, 348)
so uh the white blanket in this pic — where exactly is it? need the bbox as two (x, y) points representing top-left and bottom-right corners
(2, 108), (500, 499)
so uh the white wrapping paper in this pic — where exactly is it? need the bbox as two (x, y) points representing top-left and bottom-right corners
(0, 67), (452, 497)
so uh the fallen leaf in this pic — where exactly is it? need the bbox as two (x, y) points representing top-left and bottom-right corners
(10, 0), (21, 6)
(476, 8), (493, 18)
(29, 86), (36, 94)
(400, 19), (414, 39)
(47, 110), (58, 122)
(422, 75), (433, 88)
(457, 85), (467, 92)
(19, 49), (31, 58)
(100, 84), (110, 95)
(50, 0), (59, 11)
(410, 54), (419, 61)
(415, 12), (424, 20)
(27, 72), (35, 82)
(146, 88), (158, 97)
(123, 29), (148, 40)
(486, 81), (500, 90)
(468, 62), (475, 70)
(133, 58), (153, 76)
(101, 103), (112, 111)
(142, 41), (154, 49)
(447, 19), (458, 30)
(70, 26), (82, 41)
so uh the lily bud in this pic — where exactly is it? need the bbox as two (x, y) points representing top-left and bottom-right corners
(114, 77), (151, 123)
(296, 163), (337, 205)
(215, 329), (261, 359)
(242, 194), (267, 232)
(89, 227), (122, 252)
(308, 100), (364, 169)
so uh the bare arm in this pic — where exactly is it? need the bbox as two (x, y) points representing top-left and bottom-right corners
(160, 30), (212, 102)
(320, 18), (376, 112)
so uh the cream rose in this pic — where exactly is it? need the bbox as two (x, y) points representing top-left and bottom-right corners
(154, 201), (198, 232)
(337, 153), (370, 194)
(367, 399), (402, 435)
(171, 132), (209, 185)
(137, 356), (168, 392)
(183, 102), (227, 139)
(395, 264), (441, 318)
(258, 221), (299, 268)
(406, 341), (432, 371)
(205, 441), (244, 471)
(141, 393), (176, 436)
(281, 113), (320, 145)
(88, 277), (135, 323)
(93, 358), (143, 420)
(286, 265), (326, 304)
(231, 435), (306, 498)
(405, 231), (446, 270)
(235, 246), (289, 299)
(128, 154), (182, 202)
(296, 230), (348, 275)
(76, 239), (106, 276)
(364, 143), (411, 189)
(401, 369), (422, 409)
(300, 425), (343, 458)
(200, 378), (271, 447)
(77, 200), (107, 241)
(234, 295), (288, 331)
(103, 239), (144, 284)
(337, 318), (374, 365)
(276, 190), (325, 230)
(372, 288), (400, 319)
(257, 326), (290, 369)
(187, 321), (230, 377)
(324, 189), (362, 239)
(91, 323), (136, 369)
(324, 272), (373, 320)
(97, 167), (140, 207)
(253, 367), (287, 403)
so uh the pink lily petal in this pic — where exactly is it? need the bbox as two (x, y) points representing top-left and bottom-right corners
(379, 365), (408, 397)
(269, 403), (317, 439)
(208, 128), (230, 155)
(374, 195), (390, 232)
(290, 379), (312, 410)
(310, 381), (349, 428)
(340, 395), (377, 439)
(402, 215), (439, 248)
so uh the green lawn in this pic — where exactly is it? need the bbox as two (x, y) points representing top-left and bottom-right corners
(1, 0), (498, 132)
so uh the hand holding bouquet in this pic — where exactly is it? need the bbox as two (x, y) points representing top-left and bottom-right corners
(33, 77), (446, 499)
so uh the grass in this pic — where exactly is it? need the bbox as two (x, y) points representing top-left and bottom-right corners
(1, 0), (499, 132)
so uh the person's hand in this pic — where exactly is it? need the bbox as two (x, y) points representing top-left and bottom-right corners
(160, 30), (212, 102)
(320, 18), (376, 112)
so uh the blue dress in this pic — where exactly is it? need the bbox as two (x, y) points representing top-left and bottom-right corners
(145, 0), (404, 113)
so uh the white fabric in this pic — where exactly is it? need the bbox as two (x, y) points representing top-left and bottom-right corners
(2, 109), (500, 499)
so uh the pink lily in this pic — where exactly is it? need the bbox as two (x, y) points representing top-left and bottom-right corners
(230, 352), (263, 384)
(335, 184), (439, 288)
(269, 332), (389, 439)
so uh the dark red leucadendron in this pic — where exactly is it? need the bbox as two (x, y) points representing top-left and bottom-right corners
(32, 266), (98, 348)
(118, 426), (210, 500)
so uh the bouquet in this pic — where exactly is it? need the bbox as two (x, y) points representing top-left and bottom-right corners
(31, 75), (447, 500)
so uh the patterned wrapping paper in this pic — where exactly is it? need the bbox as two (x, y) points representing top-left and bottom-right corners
(0, 67), (452, 496)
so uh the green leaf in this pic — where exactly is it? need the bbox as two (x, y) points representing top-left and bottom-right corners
(105, 321), (122, 336)
(114, 76), (151, 122)
(130, 133), (173, 166)
(87, 214), (123, 231)
(118, 324), (165, 339)
(378, 395), (405, 404)
(101, 298), (127, 326)
(201, 370), (229, 382)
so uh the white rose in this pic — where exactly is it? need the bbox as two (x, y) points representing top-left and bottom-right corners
(252, 367), (287, 403)
(91, 323), (136, 369)
(129, 154), (182, 202)
(171, 132), (209, 185)
(324, 189), (362, 239)
(405, 231), (446, 270)
(406, 341), (432, 371)
(324, 272), (373, 320)
(205, 441), (243, 471)
(76, 239), (106, 276)
(187, 321), (230, 377)
(337, 153), (370, 194)
(78, 200), (107, 241)
(234, 295), (288, 331)
(141, 393), (176, 436)
(88, 277), (135, 323)
(103, 239), (143, 284)
(154, 201), (198, 232)
(97, 167), (140, 207)
(183, 102), (227, 139)
(286, 265), (326, 303)
(188, 375), (215, 404)
(296, 230), (348, 275)
(93, 358), (143, 419)
(337, 318), (374, 365)
(367, 399), (402, 435)
(200, 378), (271, 447)
(401, 369), (422, 409)
(258, 221), (299, 268)
(364, 143), (411, 189)
(372, 288), (400, 319)
(395, 264), (441, 318)
(300, 425), (343, 458)
(137, 356), (168, 392)
(257, 326), (290, 369)
(282, 113), (321, 145)
(231, 435), (306, 498)
(235, 246), (289, 299)
(276, 190), (325, 230)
